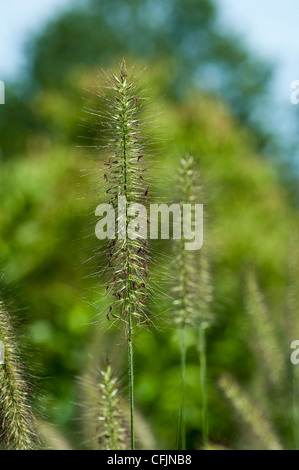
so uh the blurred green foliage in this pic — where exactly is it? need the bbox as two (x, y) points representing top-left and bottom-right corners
(0, 0), (298, 450)
(1, 0), (273, 159)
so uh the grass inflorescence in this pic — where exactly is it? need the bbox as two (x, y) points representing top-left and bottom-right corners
(0, 300), (38, 450)
(97, 363), (129, 450)
(172, 155), (214, 449)
(84, 61), (153, 449)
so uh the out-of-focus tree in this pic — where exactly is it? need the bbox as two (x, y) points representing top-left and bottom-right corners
(0, 0), (272, 158)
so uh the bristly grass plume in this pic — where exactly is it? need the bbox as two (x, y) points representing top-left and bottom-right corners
(97, 363), (129, 450)
(172, 155), (198, 450)
(173, 156), (213, 328)
(173, 155), (213, 449)
(245, 270), (286, 393)
(83, 61), (152, 449)
(0, 300), (38, 450)
(219, 373), (282, 450)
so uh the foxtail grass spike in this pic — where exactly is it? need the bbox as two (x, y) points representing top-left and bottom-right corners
(0, 300), (38, 450)
(85, 61), (152, 450)
(173, 156), (214, 449)
(245, 270), (286, 392)
(173, 156), (214, 328)
(173, 156), (198, 450)
(219, 373), (282, 450)
(97, 363), (129, 450)
(173, 156), (198, 329)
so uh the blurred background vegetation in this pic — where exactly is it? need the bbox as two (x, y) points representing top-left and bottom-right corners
(0, 0), (299, 449)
